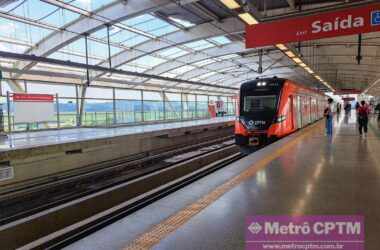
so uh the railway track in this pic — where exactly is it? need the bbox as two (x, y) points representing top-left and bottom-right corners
(0, 137), (245, 250)
(0, 135), (233, 222)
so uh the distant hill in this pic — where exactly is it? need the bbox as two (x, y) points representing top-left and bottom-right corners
(58, 100), (183, 112)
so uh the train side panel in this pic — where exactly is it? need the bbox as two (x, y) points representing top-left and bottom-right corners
(267, 81), (297, 138)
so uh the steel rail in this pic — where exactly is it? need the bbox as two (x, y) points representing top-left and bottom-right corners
(0, 143), (242, 249)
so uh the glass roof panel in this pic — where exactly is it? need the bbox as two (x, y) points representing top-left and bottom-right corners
(10, 0), (56, 20)
(110, 45), (123, 55)
(0, 41), (29, 53)
(192, 59), (216, 67)
(0, 0), (24, 12)
(91, 26), (123, 40)
(123, 14), (178, 37)
(184, 40), (215, 51)
(216, 54), (240, 60)
(41, 9), (80, 27)
(119, 64), (147, 73)
(198, 71), (218, 79)
(108, 30), (137, 43)
(169, 65), (196, 75)
(48, 51), (83, 64)
(168, 17), (195, 28)
(150, 25), (178, 36)
(101, 28), (149, 47)
(0, 17), (53, 46)
(121, 34), (150, 47)
(88, 40), (111, 59)
(49, 37), (114, 65)
(5, 0), (80, 27)
(221, 66), (238, 72)
(85, 29), (139, 54)
(122, 14), (155, 27)
(129, 55), (167, 68)
(65, 0), (116, 12)
(63, 38), (85, 54)
(160, 72), (177, 78)
(208, 36), (231, 45)
(158, 47), (189, 59)
(0, 17), (24, 40)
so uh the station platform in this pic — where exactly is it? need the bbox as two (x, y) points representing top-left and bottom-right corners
(66, 113), (380, 250)
(0, 117), (234, 151)
(0, 117), (234, 189)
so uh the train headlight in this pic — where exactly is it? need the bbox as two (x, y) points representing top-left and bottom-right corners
(257, 81), (267, 87)
(276, 115), (286, 123)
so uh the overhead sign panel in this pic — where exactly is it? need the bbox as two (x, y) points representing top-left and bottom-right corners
(334, 88), (362, 95)
(246, 3), (380, 48)
(13, 93), (55, 123)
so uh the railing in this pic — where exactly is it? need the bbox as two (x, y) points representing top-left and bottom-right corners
(0, 93), (236, 133)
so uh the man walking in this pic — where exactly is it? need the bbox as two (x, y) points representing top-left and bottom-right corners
(358, 100), (369, 137)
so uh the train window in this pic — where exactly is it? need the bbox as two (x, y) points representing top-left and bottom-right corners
(243, 95), (277, 113)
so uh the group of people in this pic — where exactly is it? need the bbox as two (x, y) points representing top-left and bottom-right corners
(324, 98), (370, 137)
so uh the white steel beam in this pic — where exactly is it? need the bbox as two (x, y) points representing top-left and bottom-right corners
(93, 17), (244, 80)
(16, 0), (182, 72)
(144, 42), (245, 76)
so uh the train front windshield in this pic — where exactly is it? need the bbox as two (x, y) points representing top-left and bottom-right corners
(240, 94), (279, 130)
(243, 95), (277, 114)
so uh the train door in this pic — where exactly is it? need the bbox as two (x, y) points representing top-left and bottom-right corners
(311, 97), (318, 122)
(301, 96), (306, 127)
(296, 96), (302, 128)
(316, 99), (319, 118)
(289, 96), (295, 130)
(308, 96), (312, 123)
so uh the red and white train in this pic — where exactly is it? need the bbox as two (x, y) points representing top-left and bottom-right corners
(235, 77), (326, 151)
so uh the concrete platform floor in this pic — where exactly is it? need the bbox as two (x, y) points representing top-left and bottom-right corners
(0, 117), (233, 151)
(65, 112), (380, 250)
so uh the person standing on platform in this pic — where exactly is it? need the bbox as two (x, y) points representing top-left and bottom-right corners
(344, 102), (351, 114)
(358, 100), (370, 137)
(337, 103), (341, 115)
(324, 98), (334, 136)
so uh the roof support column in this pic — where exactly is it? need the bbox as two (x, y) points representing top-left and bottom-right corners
(78, 84), (87, 127)
(84, 33), (90, 86)
(106, 24), (112, 70)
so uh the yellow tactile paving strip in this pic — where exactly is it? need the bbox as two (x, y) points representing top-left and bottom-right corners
(124, 122), (322, 250)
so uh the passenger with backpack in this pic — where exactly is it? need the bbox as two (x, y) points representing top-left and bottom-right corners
(358, 100), (370, 137)
(324, 98), (334, 135)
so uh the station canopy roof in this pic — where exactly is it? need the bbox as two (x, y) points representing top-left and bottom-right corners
(0, 0), (379, 96)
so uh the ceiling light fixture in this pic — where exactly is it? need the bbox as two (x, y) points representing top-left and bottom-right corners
(292, 57), (302, 64)
(220, 0), (241, 9)
(238, 13), (259, 25)
(276, 44), (288, 51)
(285, 51), (296, 58)
(274, 44), (334, 92)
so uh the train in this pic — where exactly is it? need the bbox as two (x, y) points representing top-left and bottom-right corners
(235, 77), (326, 152)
